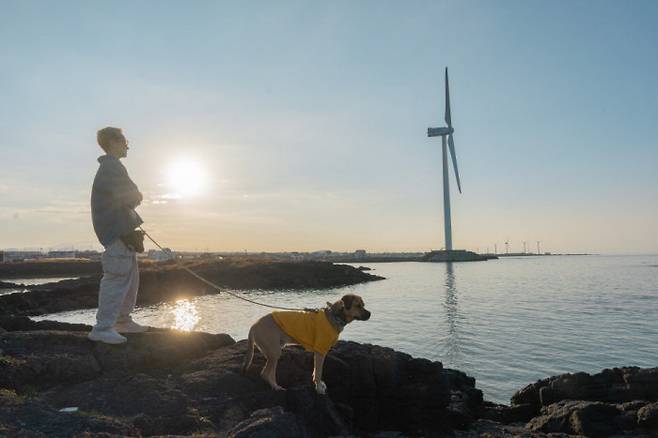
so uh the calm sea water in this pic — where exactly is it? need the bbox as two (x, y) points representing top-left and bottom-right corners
(33, 255), (658, 404)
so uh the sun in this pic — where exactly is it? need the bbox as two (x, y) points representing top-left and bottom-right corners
(167, 159), (207, 197)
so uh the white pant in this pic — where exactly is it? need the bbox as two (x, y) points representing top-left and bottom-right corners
(94, 239), (139, 330)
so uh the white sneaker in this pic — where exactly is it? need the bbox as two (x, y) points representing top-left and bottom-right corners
(114, 318), (149, 333)
(87, 328), (127, 344)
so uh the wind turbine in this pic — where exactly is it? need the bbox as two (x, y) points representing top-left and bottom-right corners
(428, 67), (462, 253)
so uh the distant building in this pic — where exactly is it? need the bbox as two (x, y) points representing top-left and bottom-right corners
(147, 249), (175, 261)
(47, 250), (77, 259)
(2, 251), (44, 262)
(76, 250), (102, 261)
(354, 249), (367, 257)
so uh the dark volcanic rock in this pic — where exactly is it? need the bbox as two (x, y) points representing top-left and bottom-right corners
(511, 367), (658, 416)
(6, 320), (655, 437)
(0, 260), (102, 278)
(511, 367), (658, 437)
(526, 400), (624, 436)
(0, 259), (384, 317)
(286, 386), (351, 436)
(0, 331), (103, 392)
(0, 276), (102, 317)
(194, 339), (481, 435)
(481, 401), (538, 424)
(0, 327), (234, 392)
(227, 406), (307, 438)
(91, 330), (235, 373)
(0, 325), (481, 437)
(453, 419), (574, 437)
(0, 280), (21, 288)
(637, 401), (658, 428)
(42, 373), (205, 436)
(0, 388), (139, 437)
(0, 314), (91, 332)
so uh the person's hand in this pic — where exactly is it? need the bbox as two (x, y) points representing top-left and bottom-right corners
(121, 229), (145, 253)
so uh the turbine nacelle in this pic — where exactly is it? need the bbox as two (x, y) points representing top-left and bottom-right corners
(427, 127), (454, 137)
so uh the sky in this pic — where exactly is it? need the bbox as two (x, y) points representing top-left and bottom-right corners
(1, 1), (657, 254)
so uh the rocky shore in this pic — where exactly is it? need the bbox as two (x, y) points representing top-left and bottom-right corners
(0, 315), (656, 437)
(1, 260), (656, 436)
(0, 316), (480, 437)
(0, 259), (384, 317)
(0, 260), (102, 279)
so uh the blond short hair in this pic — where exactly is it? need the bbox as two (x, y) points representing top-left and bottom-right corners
(97, 127), (124, 152)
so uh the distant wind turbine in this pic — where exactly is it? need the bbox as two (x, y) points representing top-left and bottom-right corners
(427, 67), (462, 252)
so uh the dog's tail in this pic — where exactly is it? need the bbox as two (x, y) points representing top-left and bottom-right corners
(242, 327), (255, 374)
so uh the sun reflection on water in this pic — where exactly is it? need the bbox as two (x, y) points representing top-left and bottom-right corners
(172, 299), (199, 331)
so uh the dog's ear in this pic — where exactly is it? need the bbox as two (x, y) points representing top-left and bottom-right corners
(331, 299), (345, 312)
(327, 299), (345, 319)
(341, 294), (355, 310)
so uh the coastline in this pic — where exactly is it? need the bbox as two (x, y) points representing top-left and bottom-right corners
(1, 259), (656, 436)
(0, 317), (656, 437)
(0, 259), (384, 317)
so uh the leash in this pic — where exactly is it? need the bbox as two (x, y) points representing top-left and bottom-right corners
(139, 226), (318, 312)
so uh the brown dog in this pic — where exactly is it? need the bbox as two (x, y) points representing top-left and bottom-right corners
(242, 294), (371, 394)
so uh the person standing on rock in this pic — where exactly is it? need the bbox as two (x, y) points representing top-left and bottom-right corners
(88, 127), (148, 344)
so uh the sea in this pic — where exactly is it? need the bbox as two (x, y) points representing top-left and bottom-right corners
(30, 255), (658, 404)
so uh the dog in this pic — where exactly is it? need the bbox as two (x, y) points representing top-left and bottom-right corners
(242, 293), (371, 394)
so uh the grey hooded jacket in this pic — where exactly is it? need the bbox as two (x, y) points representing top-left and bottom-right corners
(91, 155), (143, 247)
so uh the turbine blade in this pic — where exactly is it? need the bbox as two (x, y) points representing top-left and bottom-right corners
(444, 67), (452, 127)
(448, 134), (462, 193)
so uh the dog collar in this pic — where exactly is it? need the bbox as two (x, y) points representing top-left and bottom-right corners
(324, 308), (347, 333)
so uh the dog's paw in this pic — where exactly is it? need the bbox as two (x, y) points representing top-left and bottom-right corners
(315, 380), (327, 395)
(272, 384), (286, 391)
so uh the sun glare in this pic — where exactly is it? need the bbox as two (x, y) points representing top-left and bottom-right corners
(167, 159), (208, 197)
(172, 298), (199, 331)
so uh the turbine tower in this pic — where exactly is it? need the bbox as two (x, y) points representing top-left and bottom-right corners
(428, 67), (462, 252)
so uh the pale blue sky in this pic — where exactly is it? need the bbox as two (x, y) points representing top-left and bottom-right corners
(1, 1), (657, 253)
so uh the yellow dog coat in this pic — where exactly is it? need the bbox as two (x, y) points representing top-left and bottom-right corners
(272, 310), (339, 355)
